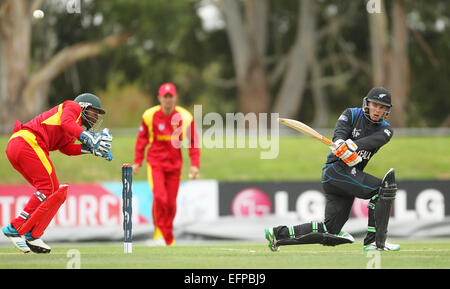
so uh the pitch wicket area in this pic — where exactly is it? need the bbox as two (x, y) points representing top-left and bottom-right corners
(1, 240), (450, 269)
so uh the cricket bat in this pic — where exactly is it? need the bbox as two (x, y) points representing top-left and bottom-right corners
(278, 118), (336, 148)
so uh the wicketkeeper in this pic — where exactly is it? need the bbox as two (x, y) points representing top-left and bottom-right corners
(265, 87), (400, 252)
(2, 93), (113, 253)
(133, 83), (200, 246)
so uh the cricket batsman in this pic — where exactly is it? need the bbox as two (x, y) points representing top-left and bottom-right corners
(2, 93), (113, 253)
(133, 83), (200, 246)
(265, 87), (400, 252)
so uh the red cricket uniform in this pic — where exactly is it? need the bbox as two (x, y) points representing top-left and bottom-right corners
(5, 100), (84, 234)
(134, 105), (200, 245)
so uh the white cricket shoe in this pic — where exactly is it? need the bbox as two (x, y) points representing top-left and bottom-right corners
(2, 224), (31, 253)
(145, 237), (166, 247)
(25, 233), (51, 254)
(363, 241), (400, 251)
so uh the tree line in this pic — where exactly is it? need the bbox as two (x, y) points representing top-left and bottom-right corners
(0, 0), (448, 134)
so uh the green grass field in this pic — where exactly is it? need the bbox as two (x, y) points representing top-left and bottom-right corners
(1, 135), (449, 183)
(1, 239), (450, 269)
(1, 134), (449, 271)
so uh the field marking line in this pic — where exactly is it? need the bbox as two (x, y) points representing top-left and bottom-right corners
(214, 247), (257, 253)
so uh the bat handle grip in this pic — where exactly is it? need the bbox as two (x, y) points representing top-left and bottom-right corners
(323, 137), (336, 148)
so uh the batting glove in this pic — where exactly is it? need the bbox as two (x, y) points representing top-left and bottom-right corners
(332, 139), (362, 167)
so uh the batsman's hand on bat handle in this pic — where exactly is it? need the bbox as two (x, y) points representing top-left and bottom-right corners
(332, 139), (355, 159)
(331, 139), (362, 167)
(188, 166), (199, 180)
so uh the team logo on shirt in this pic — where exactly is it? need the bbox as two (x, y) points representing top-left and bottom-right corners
(358, 150), (372, 160)
(384, 129), (391, 137)
(338, 114), (348, 122)
(158, 123), (165, 131)
(352, 128), (361, 138)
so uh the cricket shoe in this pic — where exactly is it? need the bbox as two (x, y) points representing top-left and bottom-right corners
(265, 228), (280, 252)
(25, 232), (51, 254)
(145, 237), (166, 247)
(363, 241), (400, 252)
(2, 224), (31, 253)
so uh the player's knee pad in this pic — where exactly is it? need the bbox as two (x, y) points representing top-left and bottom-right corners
(379, 168), (397, 200)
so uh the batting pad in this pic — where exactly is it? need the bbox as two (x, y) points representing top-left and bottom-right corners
(277, 231), (355, 247)
(18, 185), (68, 238)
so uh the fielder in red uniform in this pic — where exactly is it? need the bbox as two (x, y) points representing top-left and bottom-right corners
(2, 93), (113, 253)
(133, 83), (200, 246)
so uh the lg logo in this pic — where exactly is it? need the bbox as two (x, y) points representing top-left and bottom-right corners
(231, 188), (272, 217)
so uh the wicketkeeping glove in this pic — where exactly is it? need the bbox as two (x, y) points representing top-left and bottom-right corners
(79, 128), (113, 150)
(80, 128), (113, 161)
(331, 139), (362, 167)
(93, 145), (113, 161)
